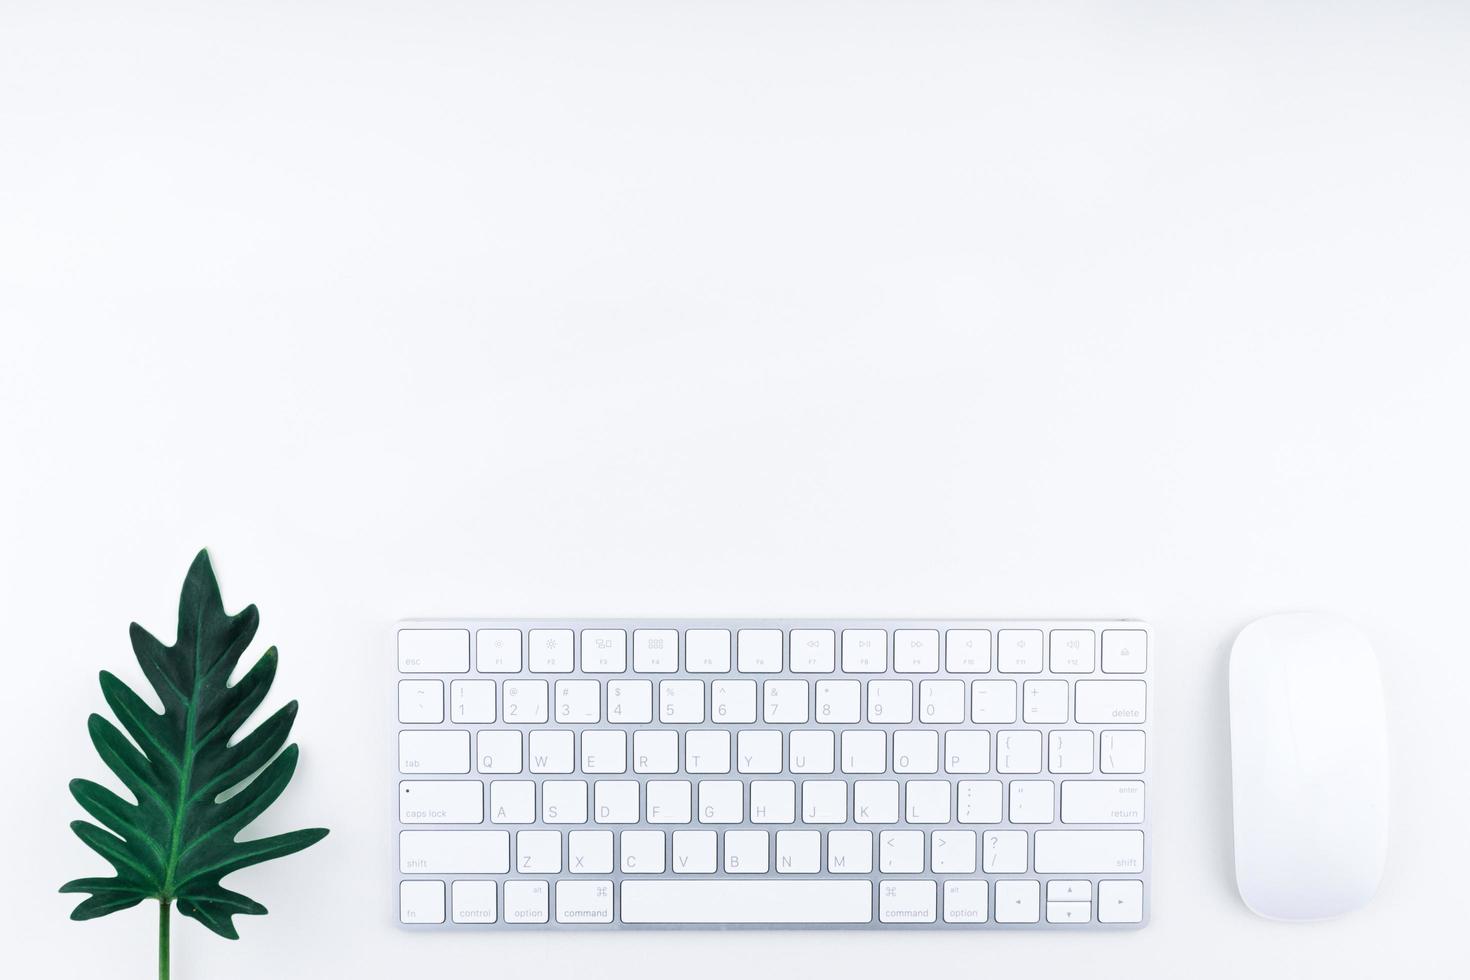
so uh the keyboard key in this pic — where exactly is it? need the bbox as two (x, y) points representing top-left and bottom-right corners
(399, 628), (469, 673)
(633, 629), (678, 672)
(893, 730), (938, 773)
(517, 830), (562, 873)
(893, 629), (939, 672)
(1102, 629), (1148, 673)
(528, 730), (573, 773)
(904, 780), (950, 823)
(736, 730), (783, 773)
(1048, 880), (1092, 902)
(449, 680), (495, 724)
(529, 629), (574, 673)
(994, 880), (1040, 923)
(789, 730), (834, 773)
(646, 780), (692, 823)
(671, 830), (717, 872)
(400, 879), (446, 923)
(930, 830), (977, 873)
(581, 730), (627, 774)
(1047, 900), (1091, 924)
(982, 829), (1027, 873)
(698, 780), (743, 823)
(1008, 780), (1055, 824)
(659, 679), (704, 723)
(580, 629), (627, 672)
(763, 679), (809, 723)
(452, 880), (497, 923)
(997, 730), (1044, 773)
(750, 780), (796, 823)
(685, 629), (731, 672)
(399, 830), (510, 874)
(943, 880), (988, 923)
(945, 730), (990, 774)
(503, 880), (549, 923)
(1049, 730), (1095, 774)
(816, 679), (861, 723)
(737, 629), (783, 672)
(633, 730), (678, 773)
(685, 730), (731, 774)
(489, 781), (535, 823)
(541, 780), (587, 823)
(1101, 730), (1147, 773)
(723, 829), (769, 873)
(399, 731), (471, 774)
(841, 730), (886, 774)
(828, 830), (873, 873)
(476, 629), (522, 672)
(776, 829), (821, 873)
(801, 781), (847, 823)
(879, 879), (936, 923)
(502, 680), (548, 724)
(477, 730), (522, 773)
(1022, 680), (1068, 724)
(568, 830), (614, 873)
(1033, 830), (1145, 873)
(970, 680), (1017, 723)
(789, 629), (836, 672)
(1098, 879), (1145, 923)
(620, 880), (872, 924)
(842, 629), (887, 672)
(1049, 629), (1096, 673)
(957, 780), (1003, 824)
(878, 830), (924, 872)
(398, 679), (444, 724)
(620, 830), (666, 873)
(1074, 680), (1147, 723)
(607, 680), (653, 724)
(854, 780), (899, 823)
(867, 680), (912, 723)
(712, 680), (757, 723)
(997, 629), (1043, 673)
(554, 679), (600, 724)
(1061, 780), (1145, 823)
(593, 780), (639, 822)
(945, 629), (991, 672)
(400, 780), (483, 824)
(555, 880), (613, 923)
(919, 679), (965, 723)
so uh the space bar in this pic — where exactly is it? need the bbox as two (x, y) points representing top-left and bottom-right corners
(620, 881), (873, 924)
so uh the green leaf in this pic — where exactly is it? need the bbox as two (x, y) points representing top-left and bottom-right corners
(61, 549), (329, 940)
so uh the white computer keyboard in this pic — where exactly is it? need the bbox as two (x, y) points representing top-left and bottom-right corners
(394, 619), (1151, 929)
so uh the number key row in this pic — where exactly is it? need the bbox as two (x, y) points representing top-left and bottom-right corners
(400, 677), (1147, 726)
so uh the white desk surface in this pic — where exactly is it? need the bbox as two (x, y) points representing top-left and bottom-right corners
(3, 3), (1467, 977)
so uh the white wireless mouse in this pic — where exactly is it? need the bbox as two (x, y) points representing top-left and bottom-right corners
(1229, 613), (1389, 920)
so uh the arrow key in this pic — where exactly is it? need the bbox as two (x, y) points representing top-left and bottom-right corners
(1046, 879), (1093, 902)
(1046, 900), (1092, 924)
(1098, 879), (1144, 924)
(994, 879), (1040, 923)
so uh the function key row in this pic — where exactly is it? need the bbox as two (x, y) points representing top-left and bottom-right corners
(399, 628), (1148, 676)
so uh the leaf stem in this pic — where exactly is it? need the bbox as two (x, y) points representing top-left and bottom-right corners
(159, 899), (171, 980)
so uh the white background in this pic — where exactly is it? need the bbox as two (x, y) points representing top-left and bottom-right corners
(2, 1), (1468, 977)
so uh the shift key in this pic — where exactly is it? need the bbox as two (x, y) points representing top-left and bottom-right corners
(1034, 830), (1144, 873)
